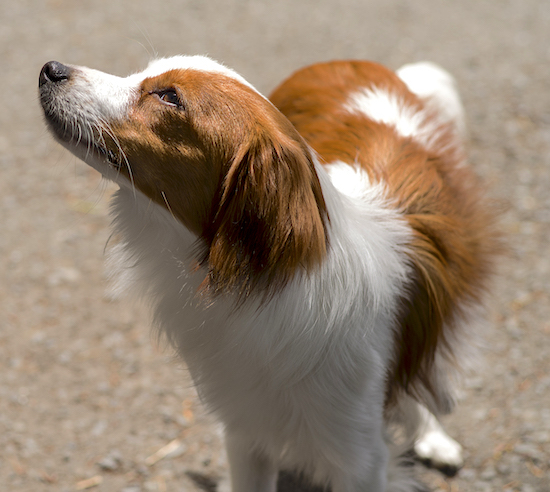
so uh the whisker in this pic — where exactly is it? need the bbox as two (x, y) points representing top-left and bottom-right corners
(69, 114), (78, 144)
(84, 121), (95, 160)
(130, 23), (158, 61)
(99, 119), (137, 199)
(161, 191), (180, 225)
(76, 120), (83, 145)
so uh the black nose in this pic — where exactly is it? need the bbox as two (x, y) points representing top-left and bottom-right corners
(39, 61), (73, 87)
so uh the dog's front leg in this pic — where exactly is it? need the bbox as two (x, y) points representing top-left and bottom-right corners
(222, 431), (278, 492)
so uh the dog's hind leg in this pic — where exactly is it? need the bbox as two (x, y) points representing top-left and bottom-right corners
(400, 395), (464, 477)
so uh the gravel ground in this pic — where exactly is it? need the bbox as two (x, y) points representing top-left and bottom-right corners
(1, 1), (549, 491)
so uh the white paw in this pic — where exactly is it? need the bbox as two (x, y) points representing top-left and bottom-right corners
(414, 430), (464, 476)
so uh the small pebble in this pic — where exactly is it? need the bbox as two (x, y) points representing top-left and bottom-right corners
(459, 467), (477, 481)
(473, 481), (493, 492)
(97, 450), (123, 471)
(480, 465), (497, 481)
(165, 442), (188, 459)
(121, 487), (141, 492)
(496, 461), (511, 475)
(533, 431), (550, 443)
(514, 443), (543, 461)
(143, 481), (158, 492)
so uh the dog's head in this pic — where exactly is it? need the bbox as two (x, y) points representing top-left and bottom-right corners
(39, 56), (328, 296)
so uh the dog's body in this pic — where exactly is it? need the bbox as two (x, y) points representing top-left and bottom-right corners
(39, 56), (497, 491)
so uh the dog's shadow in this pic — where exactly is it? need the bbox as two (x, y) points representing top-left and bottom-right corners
(187, 458), (436, 492)
(276, 471), (327, 492)
(187, 470), (327, 492)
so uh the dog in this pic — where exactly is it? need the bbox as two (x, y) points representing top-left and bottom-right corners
(39, 55), (498, 491)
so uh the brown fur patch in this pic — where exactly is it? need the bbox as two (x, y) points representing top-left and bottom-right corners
(108, 69), (328, 298)
(270, 60), (500, 410)
(202, 115), (329, 298)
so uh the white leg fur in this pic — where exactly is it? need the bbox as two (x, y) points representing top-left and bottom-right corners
(400, 396), (463, 475)
(413, 406), (464, 474)
(332, 438), (389, 492)
(397, 62), (466, 138)
(222, 407), (394, 492)
(224, 432), (278, 492)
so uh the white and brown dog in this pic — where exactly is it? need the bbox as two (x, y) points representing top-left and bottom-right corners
(39, 55), (498, 491)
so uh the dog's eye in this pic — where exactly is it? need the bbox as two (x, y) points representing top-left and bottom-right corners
(158, 89), (181, 108)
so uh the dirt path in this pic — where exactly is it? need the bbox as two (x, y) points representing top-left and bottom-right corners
(1, 1), (548, 491)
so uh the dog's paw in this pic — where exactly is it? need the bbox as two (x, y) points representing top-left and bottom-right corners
(414, 429), (464, 477)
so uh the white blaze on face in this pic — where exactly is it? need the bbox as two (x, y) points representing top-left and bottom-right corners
(136, 56), (255, 89)
(66, 55), (257, 124)
(63, 66), (137, 123)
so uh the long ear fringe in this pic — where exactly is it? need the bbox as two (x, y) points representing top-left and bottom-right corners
(200, 132), (328, 300)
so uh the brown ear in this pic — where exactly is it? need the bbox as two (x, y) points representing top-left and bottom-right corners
(201, 131), (328, 299)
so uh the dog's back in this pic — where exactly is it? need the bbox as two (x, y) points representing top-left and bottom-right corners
(271, 60), (498, 412)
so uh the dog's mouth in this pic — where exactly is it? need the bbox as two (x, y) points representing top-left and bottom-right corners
(61, 132), (124, 171)
(91, 142), (123, 169)
(42, 109), (124, 171)
(40, 92), (125, 173)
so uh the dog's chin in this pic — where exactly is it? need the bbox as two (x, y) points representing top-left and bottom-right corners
(59, 136), (127, 180)
(39, 92), (126, 181)
(44, 118), (127, 182)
